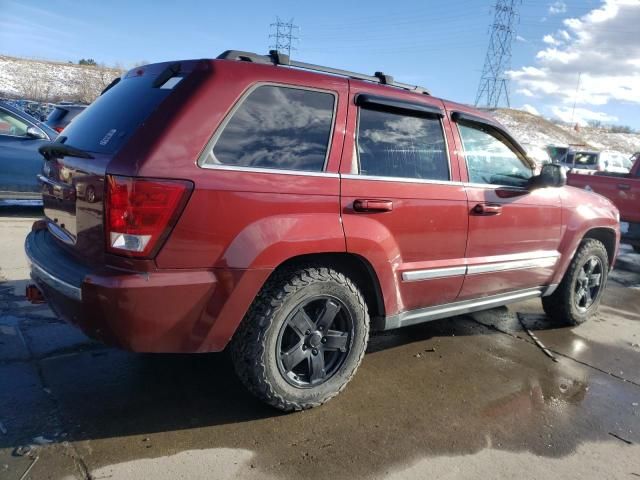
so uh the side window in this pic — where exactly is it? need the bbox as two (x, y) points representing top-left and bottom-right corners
(357, 108), (449, 181)
(458, 123), (532, 187)
(0, 110), (29, 137)
(204, 85), (335, 172)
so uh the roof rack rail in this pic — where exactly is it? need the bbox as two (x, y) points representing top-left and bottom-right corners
(216, 50), (431, 96)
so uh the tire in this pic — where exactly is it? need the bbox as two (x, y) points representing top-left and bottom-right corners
(542, 239), (609, 326)
(85, 186), (96, 203)
(230, 266), (369, 412)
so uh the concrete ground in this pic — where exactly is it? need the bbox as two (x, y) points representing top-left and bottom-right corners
(1, 206), (639, 480)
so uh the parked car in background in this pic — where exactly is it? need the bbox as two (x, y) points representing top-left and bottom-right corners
(25, 50), (620, 412)
(568, 153), (640, 252)
(599, 150), (632, 173)
(45, 104), (87, 133)
(0, 101), (57, 200)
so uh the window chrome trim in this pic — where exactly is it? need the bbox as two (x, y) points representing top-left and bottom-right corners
(354, 106), (453, 182)
(341, 173), (463, 186)
(198, 164), (340, 177)
(197, 82), (338, 173)
(402, 266), (466, 282)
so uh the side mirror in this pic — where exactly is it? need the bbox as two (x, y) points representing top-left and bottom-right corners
(528, 163), (567, 190)
(26, 126), (47, 140)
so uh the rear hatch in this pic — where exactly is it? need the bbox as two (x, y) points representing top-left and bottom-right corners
(40, 60), (201, 265)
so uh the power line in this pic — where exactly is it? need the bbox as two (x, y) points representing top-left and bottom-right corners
(475, 0), (522, 108)
(269, 17), (299, 58)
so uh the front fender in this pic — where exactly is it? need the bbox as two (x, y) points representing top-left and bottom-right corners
(551, 188), (620, 285)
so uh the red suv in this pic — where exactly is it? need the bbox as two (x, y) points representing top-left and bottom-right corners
(25, 50), (620, 411)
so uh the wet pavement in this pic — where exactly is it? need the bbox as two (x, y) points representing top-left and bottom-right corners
(1, 206), (639, 479)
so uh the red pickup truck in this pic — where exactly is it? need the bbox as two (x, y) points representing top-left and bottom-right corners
(568, 153), (640, 252)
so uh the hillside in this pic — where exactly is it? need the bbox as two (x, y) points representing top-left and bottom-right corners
(489, 108), (640, 155)
(0, 55), (122, 104)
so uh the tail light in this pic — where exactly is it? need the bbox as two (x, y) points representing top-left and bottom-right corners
(105, 175), (192, 258)
(54, 126), (64, 133)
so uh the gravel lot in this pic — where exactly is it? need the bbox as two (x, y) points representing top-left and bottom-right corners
(1, 206), (639, 479)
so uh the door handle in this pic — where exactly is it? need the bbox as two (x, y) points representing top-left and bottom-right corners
(617, 184), (630, 191)
(353, 199), (393, 213)
(472, 203), (502, 216)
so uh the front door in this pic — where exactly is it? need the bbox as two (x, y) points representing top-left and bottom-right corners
(340, 84), (469, 315)
(0, 108), (44, 198)
(451, 116), (562, 300)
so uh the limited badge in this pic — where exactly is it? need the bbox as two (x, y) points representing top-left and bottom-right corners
(100, 129), (117, 146)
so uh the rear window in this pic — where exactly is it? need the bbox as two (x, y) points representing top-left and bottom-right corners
(574, 152), (598, 166)
(202, 85), (335, 172)
(59, 73), (178, 154)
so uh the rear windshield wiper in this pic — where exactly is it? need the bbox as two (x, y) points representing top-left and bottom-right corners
(38, 142), (94, 160)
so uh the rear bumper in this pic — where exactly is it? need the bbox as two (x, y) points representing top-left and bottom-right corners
(25, 227), (269, 353)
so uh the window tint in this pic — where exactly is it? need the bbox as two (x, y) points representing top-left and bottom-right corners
(357, 108), (449, 180)
(206, 85), (335, 172)
(458, 124), (532, 187)
(0, 110), (29, 136)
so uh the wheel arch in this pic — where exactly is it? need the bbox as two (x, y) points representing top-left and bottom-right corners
(272, 252), (386, 322)
(582, 227), (617, 269)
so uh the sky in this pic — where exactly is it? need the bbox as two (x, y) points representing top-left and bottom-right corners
(1, 0), (639, 128)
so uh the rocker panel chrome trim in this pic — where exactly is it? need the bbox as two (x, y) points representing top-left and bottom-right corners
(379, 288), (543, 330)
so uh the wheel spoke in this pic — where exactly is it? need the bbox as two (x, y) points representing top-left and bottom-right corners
(323, 330), (349, 352)
(575, 287), (586, 306)
(309, 351), (326, 383)
(289, 309), (315, 337)
(315, 299), (341, 332)
(586, 258), (598, 275)
(588, 273), (601, 288)
(281, 342), (308, 372)
(584, 287), (593, 307)
(577, 269), (588, 283)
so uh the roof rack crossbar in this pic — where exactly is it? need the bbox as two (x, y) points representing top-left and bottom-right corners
(216, 50), (431, 95)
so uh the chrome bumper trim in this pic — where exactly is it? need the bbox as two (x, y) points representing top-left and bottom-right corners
(25, 239), (82, 301)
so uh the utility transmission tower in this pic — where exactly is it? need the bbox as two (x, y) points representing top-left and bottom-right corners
(475, 0), (521, 108)
(269, 17), (299, 57)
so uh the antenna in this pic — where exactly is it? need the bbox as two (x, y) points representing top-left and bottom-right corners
(475, 0), (522, 108)
(269, 17), (299, 58)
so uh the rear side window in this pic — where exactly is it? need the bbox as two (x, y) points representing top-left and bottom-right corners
(356, 108), (449, 180)
(203, 85), (335, 172)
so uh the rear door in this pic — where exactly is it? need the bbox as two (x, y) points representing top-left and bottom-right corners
(450, 112), (562, 300)
(340, 84), (468, 314)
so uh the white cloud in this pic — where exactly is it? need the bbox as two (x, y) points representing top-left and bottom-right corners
(517, 88), (535, 97)
(551, 106), (618, 126)
(549, 1), (567, 15)
(516, 35), (527, 43)
(509, 0), (640, 110)
(521, 104), (541, 115)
